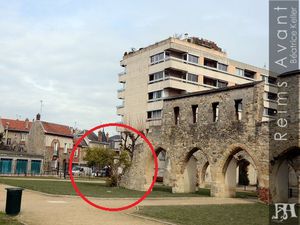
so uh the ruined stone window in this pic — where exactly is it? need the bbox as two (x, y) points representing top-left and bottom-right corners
(235, 99), (243, 121)
(174, 107), (180, 125)
(192, 105), (199, 123)
(6, 138), (11, 145)
(263, 107), (277, 117)
(266, 92), (277, 101)
(212, 102), (219, 122)
(158, 151), (166, 161)
(64, 143), (68, 154)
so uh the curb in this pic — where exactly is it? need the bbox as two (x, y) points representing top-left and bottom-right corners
(125, 212), (177, 225)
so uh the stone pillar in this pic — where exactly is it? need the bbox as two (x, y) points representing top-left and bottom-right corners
(224, 157), (237, 197)
(172, 173), (185, 193)
(12, 158), (17, 175)
(27, 159), (31, 175)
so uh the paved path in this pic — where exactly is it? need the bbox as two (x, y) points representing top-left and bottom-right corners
(0, 177), (106, 183)
(0, 184), (256, 225)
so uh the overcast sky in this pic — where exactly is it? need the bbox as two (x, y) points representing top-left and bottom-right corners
(0, 0), (268, 134)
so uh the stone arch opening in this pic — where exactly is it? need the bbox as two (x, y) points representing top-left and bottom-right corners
(199, 161), (211, 188)
(272, 146), (300, 203)
(181, 147), (210, 193)
(222, 147), (258, 197)
(145, 147), (169, 187)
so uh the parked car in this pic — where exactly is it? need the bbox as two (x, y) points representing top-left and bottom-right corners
(92, 166), (109, 177)
(72, 166), (92, 176)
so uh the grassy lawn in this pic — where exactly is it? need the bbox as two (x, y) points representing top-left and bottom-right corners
(0, 212), (24, 225)
(136, 204), (266, 225)
(0, 176), (106, 181)
(0, 178), (213, 198)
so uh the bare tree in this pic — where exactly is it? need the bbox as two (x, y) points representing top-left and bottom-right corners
(120, 117), (146, 161)
(0, 132), (4, 146)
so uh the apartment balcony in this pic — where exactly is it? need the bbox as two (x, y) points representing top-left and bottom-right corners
(147, 100), (164, 111)
(118, 71), (126, 83)
(116, 104), (125, 116)
(149, 57), (190, 75)
(117, 88), (125, 99)
(146, 118), (162, 127)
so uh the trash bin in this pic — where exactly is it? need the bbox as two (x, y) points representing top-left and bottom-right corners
(5, 187), (24, 215)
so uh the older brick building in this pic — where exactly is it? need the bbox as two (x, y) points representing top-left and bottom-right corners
(0, 118), (43, 175)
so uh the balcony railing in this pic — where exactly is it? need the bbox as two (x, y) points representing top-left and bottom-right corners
(149, 75), (217, 89)
(118, 71), (126, 76)
(150, 55), (258, 81)
(116, 104), (124, 109)
(117, 88), (125, 93)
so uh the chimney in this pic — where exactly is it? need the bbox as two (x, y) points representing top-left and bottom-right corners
(25, 118), (29, 129)
(106, 132), (109, 142)
(98, 130), (103, 142)
(36, 113), (41, 121)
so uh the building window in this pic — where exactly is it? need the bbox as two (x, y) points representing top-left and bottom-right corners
(64, 143), (68, 154)
(217, 63), (228, 72)
(212, 102), (219, 122)
(187, 73), (198, 82)
(53, 142), (58, 156)
(236, 68), (244, 76)
(6, 138), (11, 145)
(174, 107), (180, 125)
(148, 90), (163, 100)
(149, 71), (164, 82)
(192, 105), (199, 123)
(147, 110), (162, 120)
(204, 58), (217, 68)
(235, 99), (243, 121)
(262, 75), (277, 85)
(150, 52), (165, 64)
(75, 149), (79, 157)
(264, 107), (277, 116)
(266, 92), (277, 101)
(244, 69), (256, 79)
(203, 76), (228, 88)
(188, 54), (199, 64)
(218, 80), (228, 88)
(204, 77), (217, 87)
(21, 134), (26, 141)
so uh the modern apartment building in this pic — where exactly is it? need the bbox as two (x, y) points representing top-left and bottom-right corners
(117, 37), (276, 129)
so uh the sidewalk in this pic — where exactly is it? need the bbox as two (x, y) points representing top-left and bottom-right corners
(0, 184), (255, 225)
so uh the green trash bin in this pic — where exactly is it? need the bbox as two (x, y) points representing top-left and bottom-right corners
(5, 187), (24, 215)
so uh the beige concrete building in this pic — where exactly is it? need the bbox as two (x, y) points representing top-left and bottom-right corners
(117, 36), (276, 129)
